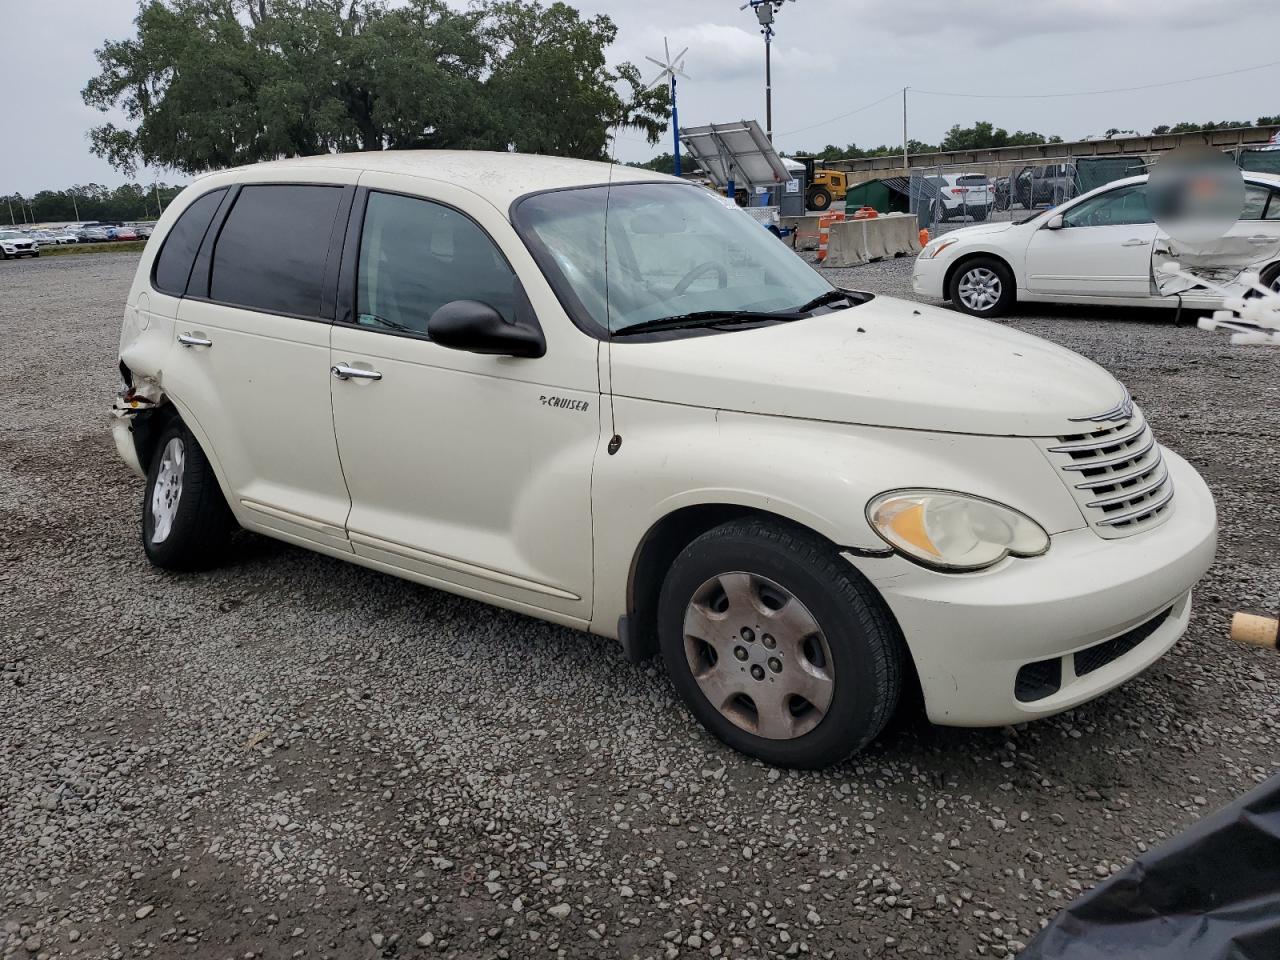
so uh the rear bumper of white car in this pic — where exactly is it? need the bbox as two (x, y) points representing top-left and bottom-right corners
(853, 448), (1216, 727)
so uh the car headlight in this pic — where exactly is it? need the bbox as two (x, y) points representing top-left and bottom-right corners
(919, 238), (960, 260)
(866, 490), (1049, 571)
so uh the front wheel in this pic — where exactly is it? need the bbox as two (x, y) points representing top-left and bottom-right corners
(142, 420), (237, 571)
(658, 518), (904, 768)
(949, 257), (1016, 318)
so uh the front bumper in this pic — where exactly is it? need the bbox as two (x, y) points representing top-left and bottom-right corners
(853, 448), (1217, 727)
(911, 254), (948, 299)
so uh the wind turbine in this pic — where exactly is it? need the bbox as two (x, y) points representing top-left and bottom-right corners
(645, 38), (690, 177)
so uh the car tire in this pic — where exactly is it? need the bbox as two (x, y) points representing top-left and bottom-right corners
(657, 517), (904, 768)
(949, 257), (1016, 318)
(142, 420), (237, 571)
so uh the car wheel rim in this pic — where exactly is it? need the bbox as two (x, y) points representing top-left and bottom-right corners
(682, 572), (835, 741)
(958, 267), (1001, 312)
(150, 437), (185, 544)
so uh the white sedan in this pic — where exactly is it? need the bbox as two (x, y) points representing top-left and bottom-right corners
(913, 172), (1280, 317)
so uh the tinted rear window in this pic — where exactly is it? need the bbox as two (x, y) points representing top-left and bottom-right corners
(957, 175), (990, 185)
(210, 185), (344, 317)
(152, 189), (225, 296)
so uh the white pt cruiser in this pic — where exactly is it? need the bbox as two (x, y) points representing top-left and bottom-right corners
(113, 152), (1217, 768)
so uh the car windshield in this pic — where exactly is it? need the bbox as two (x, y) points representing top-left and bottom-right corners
(514, 182), (836, 335)
(0, 231), (23, 239)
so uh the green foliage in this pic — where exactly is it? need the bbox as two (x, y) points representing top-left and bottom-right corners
(83, 0), (669, 174)
(628, 152), (677, 175)
(1152, 118), (1279, 135)
(1, 183), (184, 224)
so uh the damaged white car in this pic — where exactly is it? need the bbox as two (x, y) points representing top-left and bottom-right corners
(113, 152), (1216, 768)
(913, 172), (1280, 317)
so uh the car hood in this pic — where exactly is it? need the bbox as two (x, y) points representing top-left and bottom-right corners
(608, 296), (1124, 437)
(943, 220), (1022, 240)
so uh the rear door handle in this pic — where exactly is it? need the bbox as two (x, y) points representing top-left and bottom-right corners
(331, 363), (382, 381)
(1121, 239), (1150, 247)
(177, 333), (212, 348)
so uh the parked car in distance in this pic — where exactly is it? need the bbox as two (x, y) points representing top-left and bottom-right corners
(114, 227), (139, 241)
(78, 227), (110, 243)
(0, 229), (40, 259)
(992, 175), (1012, 212)
(914, 171), (1280, 317)
(1012, 163), (1077, 208)
(112, 151), (1216, 768)
(51, 229), (79, 245)
(930, 173), (994, 223)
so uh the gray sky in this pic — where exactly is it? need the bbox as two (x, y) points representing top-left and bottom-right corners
(2, 0), (1275, 194)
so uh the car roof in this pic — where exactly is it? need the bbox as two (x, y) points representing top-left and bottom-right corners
(205, 150), (678, 213)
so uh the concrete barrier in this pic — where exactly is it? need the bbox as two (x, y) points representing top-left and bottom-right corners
(822, 212), (922, 267)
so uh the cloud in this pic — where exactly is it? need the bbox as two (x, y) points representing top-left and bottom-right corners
(850, 0), (1272, 41)
(614, 22), (829, 84)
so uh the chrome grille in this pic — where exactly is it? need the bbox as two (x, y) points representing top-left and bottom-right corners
(1040, 405), (1174, 539)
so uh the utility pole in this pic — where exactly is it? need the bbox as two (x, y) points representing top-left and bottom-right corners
(902, 87), (909, 173)
(5, 197), (13, 225)
(71, 190), (79, 222)
(154, 181), (163, 216)
(742, 1), (794, 142)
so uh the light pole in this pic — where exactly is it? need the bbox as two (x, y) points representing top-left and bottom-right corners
(740, 0), (795, 142)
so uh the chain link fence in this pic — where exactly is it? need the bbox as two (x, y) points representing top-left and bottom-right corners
(906, 152), (1157, 237)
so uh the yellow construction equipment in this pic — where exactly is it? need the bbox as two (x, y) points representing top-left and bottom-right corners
(796, 156), (847, 211)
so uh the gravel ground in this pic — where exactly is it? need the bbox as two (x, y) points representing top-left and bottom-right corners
(2, 251), (1277, 960)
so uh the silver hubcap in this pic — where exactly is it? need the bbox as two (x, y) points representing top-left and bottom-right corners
(958, 267), (1002, 311)
(150, 437), (185, 544)
(682, 572), (835, 740)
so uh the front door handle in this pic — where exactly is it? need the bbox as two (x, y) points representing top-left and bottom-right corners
(177, 333), (213, 348)
(331, 363), (382, 382)
(1121, 239), (1150, 247)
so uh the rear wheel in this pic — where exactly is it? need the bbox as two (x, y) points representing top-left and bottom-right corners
(658, 518), (903, 768)
(142, 420), (237, 571)
(949, 257), (1016, 318)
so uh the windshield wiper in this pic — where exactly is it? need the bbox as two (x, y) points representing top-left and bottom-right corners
(611, 310), (798, 337)
(790, 289), (854, 314)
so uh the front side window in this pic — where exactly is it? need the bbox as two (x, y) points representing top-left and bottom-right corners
(152, 188), (225, 296)
(1062, 185), (1152, 227)
(210, 184), (344, 317)
(514, 183), (833, 334)
(356, 192), (516, 337)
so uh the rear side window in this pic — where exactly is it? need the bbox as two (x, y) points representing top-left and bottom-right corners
(152, 189), (225, 296)
(210, 185), (344, 317)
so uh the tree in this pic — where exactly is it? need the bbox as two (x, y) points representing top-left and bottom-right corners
(939, 122), (1052, 151)
(629, 152), (677, 175)
(1, 183), (186, 224)
(83, 0), (669, 175)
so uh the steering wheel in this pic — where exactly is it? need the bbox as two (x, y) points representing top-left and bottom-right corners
(673, 261), (729, 297)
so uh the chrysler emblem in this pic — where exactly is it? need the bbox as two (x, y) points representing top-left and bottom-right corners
(1070, 389), (1134, 423)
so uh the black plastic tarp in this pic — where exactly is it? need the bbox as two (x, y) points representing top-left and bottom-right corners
(1240, 148), (1280, 176)
(1073, 156), (1148, 193)
(1021, 773), (1280, 960)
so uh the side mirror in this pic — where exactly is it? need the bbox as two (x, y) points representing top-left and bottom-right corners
(1045, 214), (1065, 230)
(427, 298), (546, 358)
